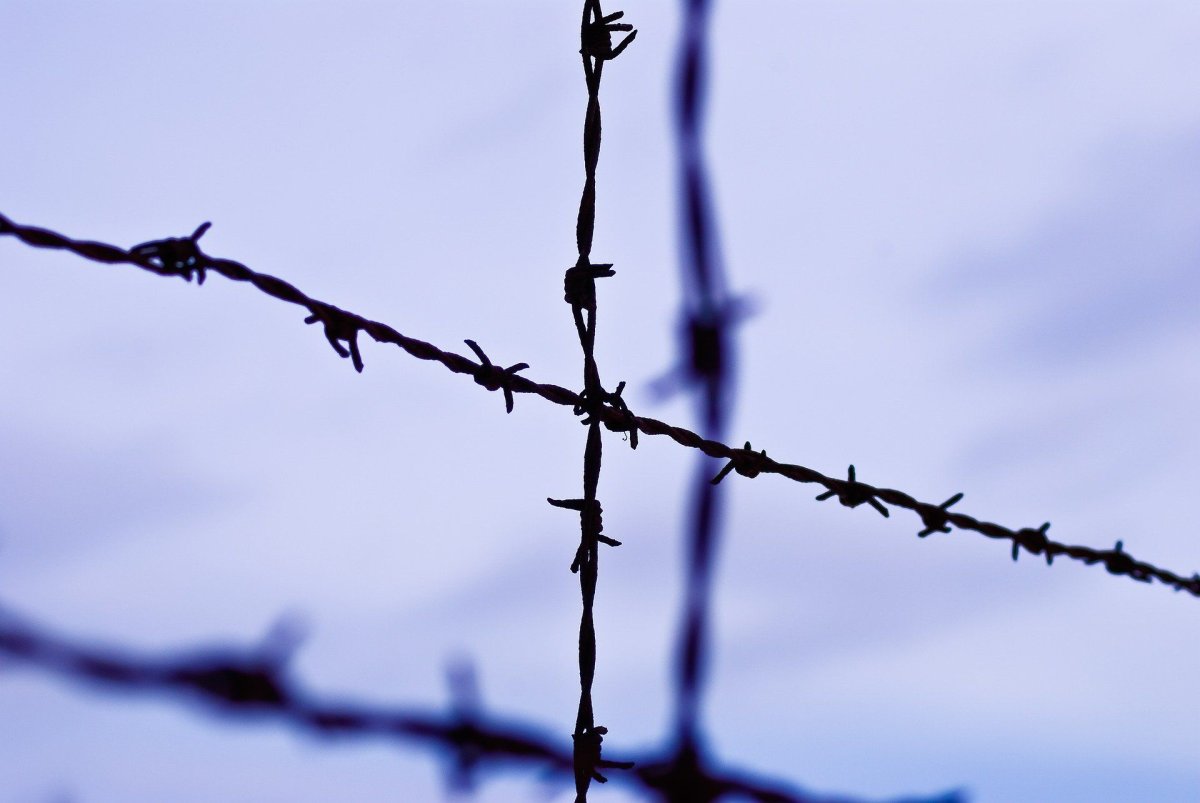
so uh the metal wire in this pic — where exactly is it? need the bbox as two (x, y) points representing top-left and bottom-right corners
(2, 211), (1194, 598)
(554, 1), (640, 797)
(0, 604), (958, 803)
(0, 3), (1197, 800)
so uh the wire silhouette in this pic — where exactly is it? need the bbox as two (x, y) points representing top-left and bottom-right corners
(660, 0), (744, 795)
(816, 465), (891, 518)
(0, 2), (1198, 800)
(0, 604), (962, 802)
(2, 215), (1195, 597)
(550, 2), (640, 797)
(464, 339), (528, 414)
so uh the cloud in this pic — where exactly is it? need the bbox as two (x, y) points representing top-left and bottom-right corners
(935, 134), (1200, 368)
(0, 426), (240, 571)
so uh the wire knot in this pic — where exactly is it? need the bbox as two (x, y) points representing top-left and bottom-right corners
(573, 725), (634, 786)
(573, 381), (638, 448)
(689, 315), (724, 380)
(710, 441), (769, 484)
(1012, 522), (1052, 564)
(917, 493), (964, 537)
(816, 465), (889, 517)
(463, 339), (528, 414)
(166, 658), (289, 709)
(441, 660), (484, 793)
(581, 8), (637, 63)
(1103, 540), (1144, 580)
(646, 300), (756, 400)
(304, 303), (365, 373)
(548, 497), (622, 573)
(563, 260), (615, 312)
(129, 222), (212, 283)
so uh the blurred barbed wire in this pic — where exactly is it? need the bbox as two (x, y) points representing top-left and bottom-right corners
(0, 603), (960, 803)
(664, 0), (741, 787)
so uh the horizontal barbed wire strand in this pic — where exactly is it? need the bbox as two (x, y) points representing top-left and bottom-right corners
(1, 211), (1196, 598)
(0, 605), (959, 803)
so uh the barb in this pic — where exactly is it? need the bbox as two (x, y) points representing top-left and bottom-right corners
(305, 301), (365, 373)
(1011, 522), (1053, 564)
(917, 493), (964, 538)
(443, 658), (485, 792)
(816, 465), (890, 518)
(548, 498), (623, 573)
(2, 212), (1197, 597)
(129, 221), (213, 284)
(464, 339), (528, 414)
(710, 441), (768, 485)
(0, 603), (965, 802)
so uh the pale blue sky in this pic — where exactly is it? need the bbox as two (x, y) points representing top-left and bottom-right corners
(2, 2), (1199, 801)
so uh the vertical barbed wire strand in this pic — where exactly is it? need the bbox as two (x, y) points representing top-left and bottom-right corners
(553, 2), (638, 800)
(667, 1), (736, 792)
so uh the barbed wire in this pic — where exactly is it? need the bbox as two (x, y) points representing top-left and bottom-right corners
(666, 0), (739, 778)
(3, 3), (1192, 801)
(0, 603), (960, 803)
(548, 1), (640, 798)
(3, 210), (1195, 598)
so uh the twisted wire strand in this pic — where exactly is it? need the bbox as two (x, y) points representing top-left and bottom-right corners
(556, 2), (640, 798)
(668, 0), (736, 783)
(2, 211), (1196, 597)
(0, 605), (959, 803)
(4, 213), (1195, 599)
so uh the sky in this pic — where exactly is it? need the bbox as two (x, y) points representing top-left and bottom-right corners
(2, 1), (1199, 801)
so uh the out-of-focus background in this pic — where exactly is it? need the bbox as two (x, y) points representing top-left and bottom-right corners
(2, 2), (1199, 801)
